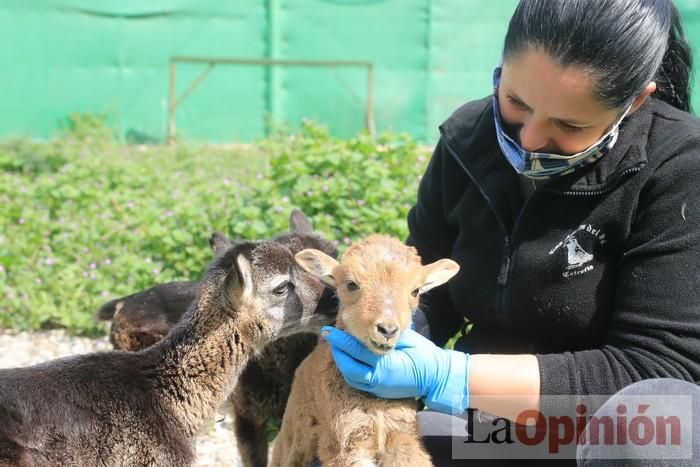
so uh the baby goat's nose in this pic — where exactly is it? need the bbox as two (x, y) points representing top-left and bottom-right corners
(376, 323), (399, 340)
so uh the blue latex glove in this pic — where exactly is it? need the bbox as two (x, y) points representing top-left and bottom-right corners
(322, 325), (470, 414)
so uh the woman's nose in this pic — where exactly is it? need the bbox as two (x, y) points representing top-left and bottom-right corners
(519, 121), (549, 153)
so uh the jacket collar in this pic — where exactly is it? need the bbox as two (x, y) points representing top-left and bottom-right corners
(439, 96), (653, 194)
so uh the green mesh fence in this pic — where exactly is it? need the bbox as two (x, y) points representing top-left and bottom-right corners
(0, 0), (698, 143)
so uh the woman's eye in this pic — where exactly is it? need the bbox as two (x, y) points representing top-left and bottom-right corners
(273, 281), (293, 296)
(346, 280), (359, 292)
(506, 95), (529, 111)
(556, 120), (585, 133)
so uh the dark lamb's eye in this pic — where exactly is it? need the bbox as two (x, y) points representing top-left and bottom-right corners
(273, 281), (293, 296)
(411, 288), (420, 298)
(346, 280), (359, 292)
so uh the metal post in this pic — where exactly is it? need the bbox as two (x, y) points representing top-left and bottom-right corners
(167, 59), (176, 144)
(366, 64), (376, 137)
(173, 64), (214, 110)
(166, 57), (375, 142)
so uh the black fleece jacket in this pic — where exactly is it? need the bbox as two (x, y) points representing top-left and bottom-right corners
(407, 96), (700, 396)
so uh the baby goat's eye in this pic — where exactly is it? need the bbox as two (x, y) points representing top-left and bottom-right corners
(411, 288), (420, 298)
(345, 280), (359, 292)
(273, 281), (293, 296)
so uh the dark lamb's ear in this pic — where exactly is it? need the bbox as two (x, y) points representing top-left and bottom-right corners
(289, 209), (314, 235)
(209, 232), (234, 259)
(224, 253), (254, 301)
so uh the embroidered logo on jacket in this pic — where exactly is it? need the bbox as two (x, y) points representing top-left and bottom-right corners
(549, 225), (606, 278)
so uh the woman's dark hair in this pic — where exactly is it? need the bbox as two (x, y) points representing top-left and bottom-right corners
(503, 0), (693, 112)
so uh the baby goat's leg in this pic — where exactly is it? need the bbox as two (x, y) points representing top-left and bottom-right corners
(320, 435), (379, 467)
(379, 431), (434, 467)
(270, 410), (318, 466)
(233, 409), (269, 467)
(270, 378), (318, 467)
(323, 452), (378, 467)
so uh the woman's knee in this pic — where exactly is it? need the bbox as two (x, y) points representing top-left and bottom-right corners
(611, 378), (700, 397)
(576, 378), (700, 467)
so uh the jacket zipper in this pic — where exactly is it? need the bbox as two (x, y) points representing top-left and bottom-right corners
(443, 140), (644, 328)
(497, 240), (511, 286)
(444, 142), (514, 326)
(559, 166), (644, 196)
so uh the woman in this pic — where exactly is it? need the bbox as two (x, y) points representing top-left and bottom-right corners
(322, 0), (700, 464)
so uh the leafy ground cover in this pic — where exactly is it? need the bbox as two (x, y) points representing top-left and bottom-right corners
(0, 118), (430, 335)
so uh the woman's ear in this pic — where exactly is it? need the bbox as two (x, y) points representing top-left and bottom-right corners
(629, 81), (657, 115)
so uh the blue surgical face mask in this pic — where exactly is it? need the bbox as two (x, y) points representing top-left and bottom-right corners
(492, 67), (631, 180)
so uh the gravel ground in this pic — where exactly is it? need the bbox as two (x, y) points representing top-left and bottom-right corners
(0, 328), (244, 467)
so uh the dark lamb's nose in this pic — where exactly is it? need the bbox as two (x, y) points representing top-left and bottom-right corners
(376, 323), (399, 340)
(317, 288), (339, 316)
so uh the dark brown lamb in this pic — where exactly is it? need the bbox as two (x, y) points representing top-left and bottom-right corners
(0, 233), (332, 466)
(96, 210), (339, 467)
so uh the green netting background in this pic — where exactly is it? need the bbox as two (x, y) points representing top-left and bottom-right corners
(1, 0), (698, 143)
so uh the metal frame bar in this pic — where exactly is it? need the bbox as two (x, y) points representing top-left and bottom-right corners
(167, 56), (375, 143)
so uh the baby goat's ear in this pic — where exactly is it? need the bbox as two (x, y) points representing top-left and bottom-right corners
(418, 259), (460, 295)
(289, 209), (314, 235)
(226, 253), (254, 301)
(210, 232), (234, 259)
(295, 249), (339, 288)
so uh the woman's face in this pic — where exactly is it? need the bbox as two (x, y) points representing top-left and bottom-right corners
(498, 51), (623, 156)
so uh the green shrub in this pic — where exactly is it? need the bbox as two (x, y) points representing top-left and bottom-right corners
(0, 140), (266, 334)
(60, 112), (116, 145)
(247, 120), (431, 245)
(0, 121), (429, 335)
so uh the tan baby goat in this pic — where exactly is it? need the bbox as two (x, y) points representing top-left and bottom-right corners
(272, 235), (459, 467)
